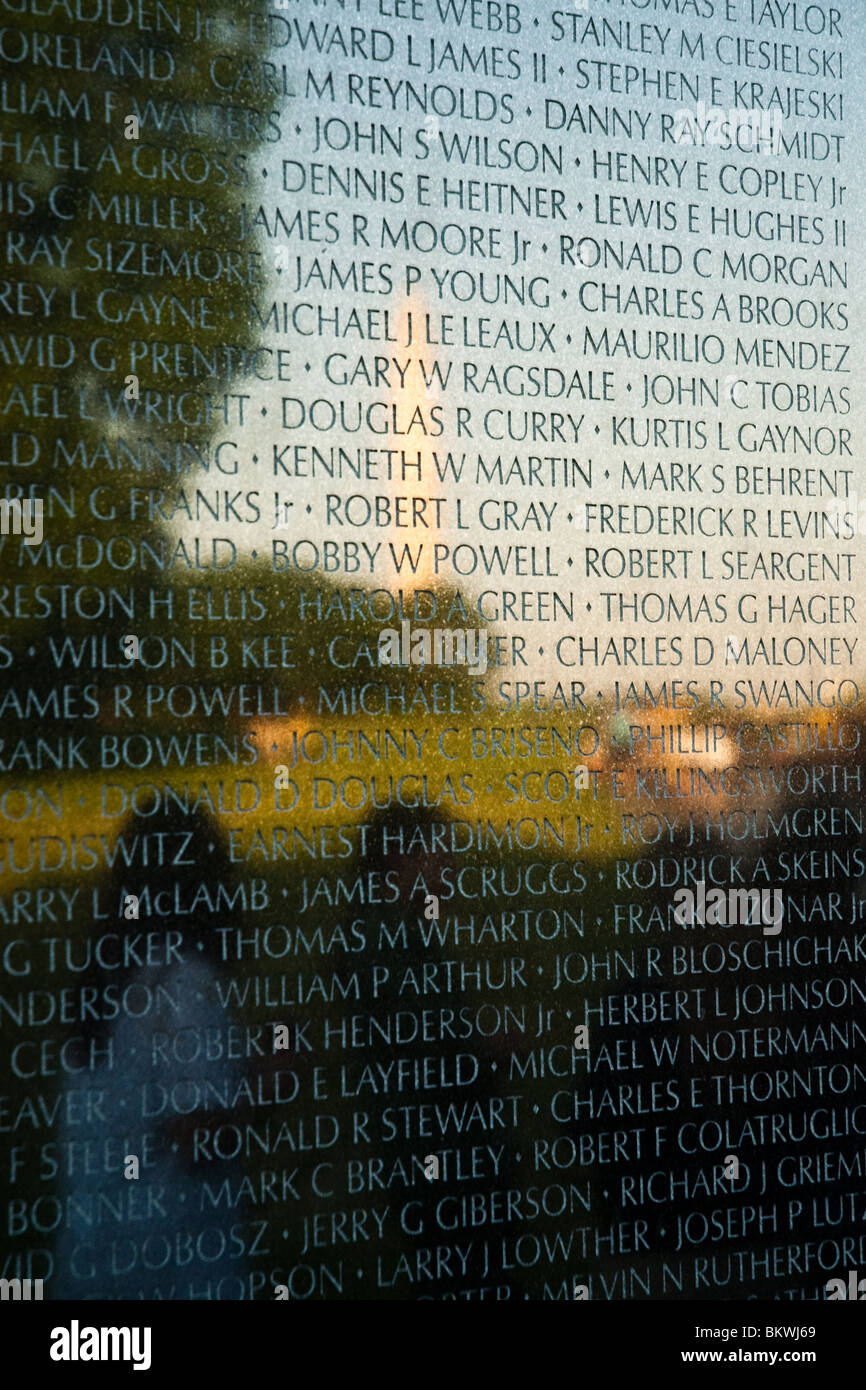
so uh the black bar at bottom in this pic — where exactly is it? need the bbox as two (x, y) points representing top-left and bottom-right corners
(3, 1298), (858, 1377)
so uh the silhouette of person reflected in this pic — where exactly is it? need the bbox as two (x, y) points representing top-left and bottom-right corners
(52, 803), (253, 1300)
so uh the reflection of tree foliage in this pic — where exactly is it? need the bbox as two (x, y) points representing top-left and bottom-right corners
(1, 0), (260, 708)
(1, 558), (495, 757)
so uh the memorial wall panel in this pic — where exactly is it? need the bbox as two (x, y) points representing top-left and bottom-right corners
(1, 0), (865, 1303)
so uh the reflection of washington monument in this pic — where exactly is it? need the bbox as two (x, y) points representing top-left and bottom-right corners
(380, 292), (445, 591)
(266, 292), (447, 591)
